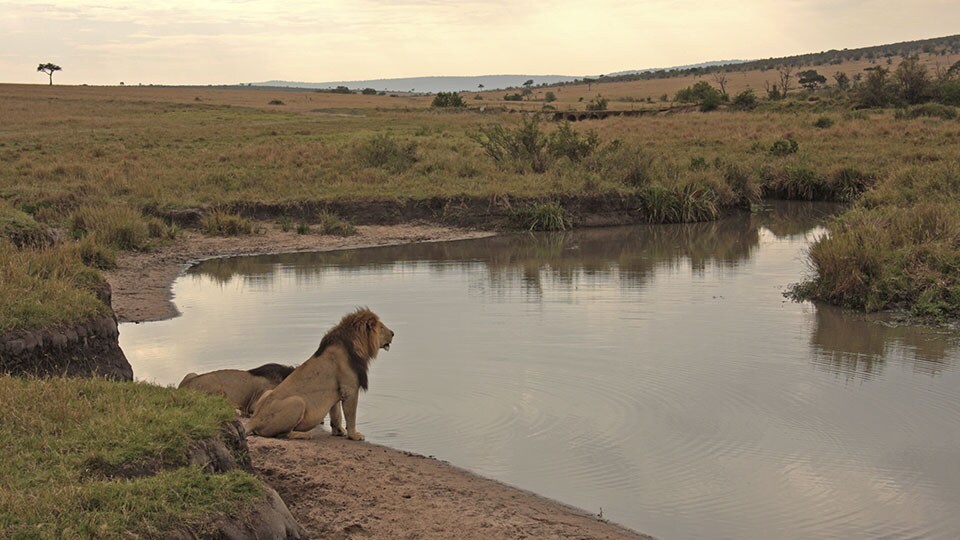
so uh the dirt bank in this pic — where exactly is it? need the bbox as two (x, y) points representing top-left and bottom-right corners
(106, 222), (651, 539)
(248, 436), (648, 540)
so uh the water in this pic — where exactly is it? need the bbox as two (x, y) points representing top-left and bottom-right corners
(121, 203), (960, 540)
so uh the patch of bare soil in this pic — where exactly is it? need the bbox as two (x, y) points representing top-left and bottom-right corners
(105, 223), (493, 323)
(248, 436), (650, 540)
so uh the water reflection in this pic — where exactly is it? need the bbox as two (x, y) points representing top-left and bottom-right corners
(811, 304), (960, 380)
(194, 201), (838, 293)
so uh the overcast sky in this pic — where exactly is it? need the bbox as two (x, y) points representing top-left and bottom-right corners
(2, 1), (959, 86)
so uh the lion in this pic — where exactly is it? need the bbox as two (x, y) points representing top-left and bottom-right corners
(246, 308), (394, 441)
(178, 363), (296, 416)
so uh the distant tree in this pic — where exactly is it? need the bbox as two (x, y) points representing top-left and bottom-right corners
(523, 79), (534, 88)
(777, 65), (795, 96)
(856, 67), (895, 108)
(361, 87), (377, 95)
(504, 93), (523, 102)
(894, 56), (931, 104)
(431, 92), (466, 108)
(37, 63), (61, 85)
(331, 85), (353, 94)
(711, 72), (729, 99)
(544, 91), (557, 103)
(478, 84), (484, 91)
(833, 72), (851, 91)
(797, 70), (827, 90)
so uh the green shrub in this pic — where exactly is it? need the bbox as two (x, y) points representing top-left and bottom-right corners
(70, 205), (150, 251)
(769, 138), (799, 156)
(361, 87), (378, 95)
(317, 211), (356, 236)
(544, 92), (557, 103)
(200, 210), (255, 236)
(472, 117), (549, 173)
(513, 202), (570, 231)
(504, 93), (523, 101)
(586, 95), (608, 111)
(937, 81), (960, 106)
(548, 122), (599, 163)
(296, 222), (311, 235)
(813, 116), (834, 129)
(431, 92), (466, 108)
(356, 133), (418, 172)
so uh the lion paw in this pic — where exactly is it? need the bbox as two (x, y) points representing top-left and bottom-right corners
(331, 426), (347, 437)
(348, 430), (365, 441)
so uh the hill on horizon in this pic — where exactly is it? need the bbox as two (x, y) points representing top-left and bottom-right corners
(253, 60), (750, 93)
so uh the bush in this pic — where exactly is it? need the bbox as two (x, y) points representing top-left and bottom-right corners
(268, 99), (284, 105)
(70, 205), (150, 251)
(813, 116), (834, 129)
(895, 103), (958, 120)
(731, 89), (758, 110)
(504, 93), (523, 101)
(356, 133), (418, 172)
(361, 88), (378, 95)
(200, 210), (255, 236)
(585, 95), (608, 111)
(937, 81), (960, 106)
(431, 92), (465, 108)
(472, 117), (549, 173)
(547, 122), (599, 162)
(317, 211), (356, 236)
(769, 139), (799, 156)
(544, 92), (557, 103)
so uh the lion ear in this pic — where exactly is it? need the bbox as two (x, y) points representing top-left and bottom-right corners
(365, 317), (378, 330)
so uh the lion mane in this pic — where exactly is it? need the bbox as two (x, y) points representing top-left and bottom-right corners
(312, 307), (383, 391)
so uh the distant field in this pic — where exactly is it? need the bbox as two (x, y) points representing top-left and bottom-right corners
(470, 52), (960, 110)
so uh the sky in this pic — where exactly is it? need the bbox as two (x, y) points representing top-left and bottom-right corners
(2, 1), (960, 86)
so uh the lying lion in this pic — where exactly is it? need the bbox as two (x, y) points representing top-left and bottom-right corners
(247, 308), (394, 441)
(179, 363), (296, 416)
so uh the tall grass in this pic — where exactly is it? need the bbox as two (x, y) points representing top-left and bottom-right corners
(200, 210), (256, 236)
(0, 241), (111, 333)
(794, 162), (960, 320)
(70, 205), (150, 251)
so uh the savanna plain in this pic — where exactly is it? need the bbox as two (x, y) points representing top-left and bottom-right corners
(3, 40), (960, 538)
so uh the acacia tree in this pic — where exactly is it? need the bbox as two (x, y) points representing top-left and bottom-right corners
(711, 72), (729, 99)
(37, 63), (61, 85)
(777, 65), (795, 97)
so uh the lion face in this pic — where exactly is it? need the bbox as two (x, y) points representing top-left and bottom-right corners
(378, 321), (395, 351)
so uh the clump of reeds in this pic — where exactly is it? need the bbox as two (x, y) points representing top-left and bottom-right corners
(200, 210), (255, 236)
(316, 211), (356, 236)
(513, 201), (570, 231)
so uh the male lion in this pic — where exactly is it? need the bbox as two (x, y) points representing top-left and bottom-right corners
(246, 308), (394, 441)
(178, 363), (296, 416)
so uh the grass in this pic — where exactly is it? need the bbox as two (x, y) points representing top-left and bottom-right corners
(0, 376), (262, 538)
(200, 210), (256, 236)
(793, 161), (960, 320)
(1, 83), (959, 323)
(0, 241), (111, 333)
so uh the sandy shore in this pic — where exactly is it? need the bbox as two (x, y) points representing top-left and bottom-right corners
(106, 223), (651, 539)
